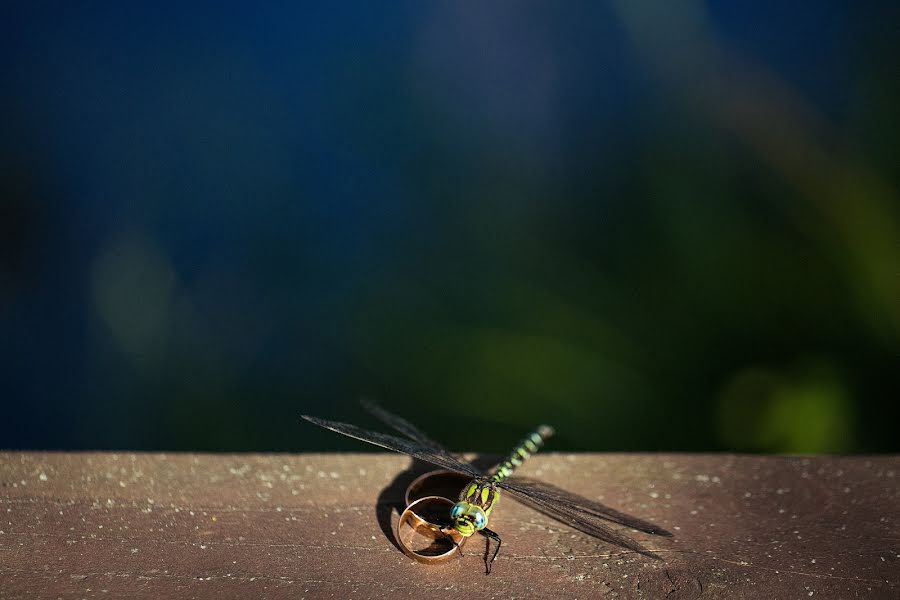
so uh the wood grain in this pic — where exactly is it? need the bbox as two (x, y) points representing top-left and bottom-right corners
(1, 452), (898, 599)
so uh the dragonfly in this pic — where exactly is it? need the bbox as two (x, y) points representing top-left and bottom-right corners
(301, 400), (671, 573)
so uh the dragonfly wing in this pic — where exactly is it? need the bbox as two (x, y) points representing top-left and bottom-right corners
(503, 477), (672, 537)
(301, 415), (481, 478)
(498, 480), (665, 560)
(359, 398), (447, 453)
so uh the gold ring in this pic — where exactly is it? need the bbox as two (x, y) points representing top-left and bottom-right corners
(405, 469), (473, 506)
(396, 496), (467, 564)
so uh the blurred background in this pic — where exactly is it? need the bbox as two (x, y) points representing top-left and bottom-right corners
(1, 2), (897, 455)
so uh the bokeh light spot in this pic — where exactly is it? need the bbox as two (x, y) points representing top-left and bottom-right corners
(92, 234), (177, 365)
(717, 362), (856, 453)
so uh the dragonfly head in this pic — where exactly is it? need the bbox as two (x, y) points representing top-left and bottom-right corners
(450, 502), (486, 537)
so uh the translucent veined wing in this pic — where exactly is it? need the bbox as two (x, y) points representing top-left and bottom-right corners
(502, 477), (672, 537)
(301, 415), (482, 478)
(497, 478), (666, 560)
(359, 398), (448, 453)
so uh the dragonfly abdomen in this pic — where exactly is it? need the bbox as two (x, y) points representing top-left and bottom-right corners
(491, 424), (554, 482)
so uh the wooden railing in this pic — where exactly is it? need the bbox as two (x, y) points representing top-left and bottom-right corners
(1, 452), (897, 598)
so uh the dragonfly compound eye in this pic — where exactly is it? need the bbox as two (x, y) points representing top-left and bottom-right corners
(471, 507), (487, 530)
(449, 503), (465, 519)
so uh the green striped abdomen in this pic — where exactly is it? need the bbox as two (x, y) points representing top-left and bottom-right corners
(491, 424), (554, 482)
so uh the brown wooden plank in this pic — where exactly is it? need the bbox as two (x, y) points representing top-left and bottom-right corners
(1, 452), (898, 599)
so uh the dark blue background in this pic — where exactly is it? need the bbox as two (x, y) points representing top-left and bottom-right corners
(2, 2), (898, 453)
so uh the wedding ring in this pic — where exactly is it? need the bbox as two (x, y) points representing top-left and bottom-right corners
(405, 469), (472, 506)
(396, 496), (467, 564)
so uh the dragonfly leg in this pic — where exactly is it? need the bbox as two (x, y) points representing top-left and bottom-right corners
(479, 528), (502, 574)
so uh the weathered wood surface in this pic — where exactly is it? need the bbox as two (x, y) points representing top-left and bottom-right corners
(0, 453), (898, 599)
